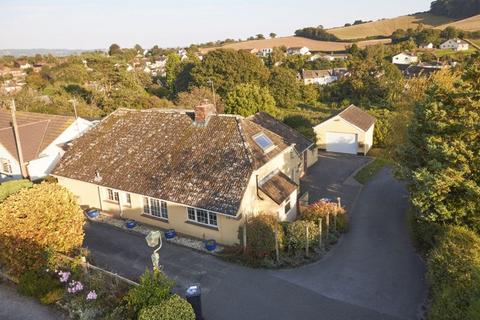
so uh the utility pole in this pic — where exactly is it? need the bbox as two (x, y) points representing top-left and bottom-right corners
(10, 100), (28, 179)
(69, 98), (81, 138)
(207, 79), (216, 107)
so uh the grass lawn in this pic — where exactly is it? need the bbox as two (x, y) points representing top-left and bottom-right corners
(434, 48), (477, 58)
(354, 157), (391, 185)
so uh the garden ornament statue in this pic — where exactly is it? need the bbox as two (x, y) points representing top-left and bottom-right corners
(146, 231), (162, 270)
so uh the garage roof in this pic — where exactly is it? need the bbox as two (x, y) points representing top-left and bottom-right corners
(316, 105), (376, 132)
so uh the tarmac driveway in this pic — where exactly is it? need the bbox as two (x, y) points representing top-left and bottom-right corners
(84, 153), (426, 320)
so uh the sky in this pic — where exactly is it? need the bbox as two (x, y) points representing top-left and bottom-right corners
(0, 0), (433, 49)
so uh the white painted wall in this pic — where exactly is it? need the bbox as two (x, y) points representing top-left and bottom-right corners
(0, 144), (22, 181)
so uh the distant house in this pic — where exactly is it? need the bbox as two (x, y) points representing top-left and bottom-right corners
(321, 53), (349, 61)
(257, 48), (273, 57)
(0, 109), (94, 181)
(392, 52), (419, 65)
(300, 69), (346, 86)
(313, 105), (376, 155)
(53, 105), (317, 245)
(419, 42), (434, 49)
(402, 62), (448, 78)
(440, 39), (469, 51)
(287, 46), (310, 56)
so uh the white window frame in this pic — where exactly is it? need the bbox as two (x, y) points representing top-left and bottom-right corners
(125, 193), (132, 206)
(143, 196), (168, 220)
(187, 207), (218, 227)
(106, 188), (119, 203)
(284, 197), (292, 214)
(0, 158), (12, 174)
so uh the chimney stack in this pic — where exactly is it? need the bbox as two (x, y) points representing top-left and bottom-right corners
(194, 102), (216, 126)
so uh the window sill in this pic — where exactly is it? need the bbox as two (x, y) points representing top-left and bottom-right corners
(104, 200), (119, 205)
(185, 220), (219, 231)
(141, 214), (169, 223)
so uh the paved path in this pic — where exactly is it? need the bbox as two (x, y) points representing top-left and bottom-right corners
(84, 155), (426, 320)
(0, 282), (65, 320)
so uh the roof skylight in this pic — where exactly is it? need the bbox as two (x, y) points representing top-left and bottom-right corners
(253, 133), (274, 152)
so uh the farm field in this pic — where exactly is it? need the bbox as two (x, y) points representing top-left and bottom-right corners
(199, 36), (391, 54)
(328, 13), (453, 40)
(436, 14), (480, 32)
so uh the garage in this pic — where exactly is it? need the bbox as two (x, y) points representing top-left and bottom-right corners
(313, 105), (376, 155)
(326, 132), (358, 154)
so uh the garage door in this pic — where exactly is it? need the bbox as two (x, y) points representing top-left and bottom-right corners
(326, 132), (357, 154)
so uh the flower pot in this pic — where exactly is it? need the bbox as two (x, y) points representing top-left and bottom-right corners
(85, 209), (100, 219)
(205, 239), (217, 252)
(165, 229), (176, 239)
(125, 220), (137, 229)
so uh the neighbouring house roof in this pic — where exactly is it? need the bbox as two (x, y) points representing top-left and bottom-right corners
(302, 69), (334, 79)
(53, 108), (293, 216)
(259, 171), (298, 205)
(315, 105), (376, 132)
(443, 38), (468, 45)
(0, 108), (75, 162)
(249, 112), (313, 154)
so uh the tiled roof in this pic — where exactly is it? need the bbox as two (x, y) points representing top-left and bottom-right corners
(53, 109), (292, 216)
(249, 112), (313, 154)
(0, 108), (75, 162)
(338, 105), (376, 131)
(259, 171), (298, 205)
(302, 69), (333, 79)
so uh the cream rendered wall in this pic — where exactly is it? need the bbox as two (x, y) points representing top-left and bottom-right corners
(236, 145), (300, 222)
(314, 116), (373, 155)
(55, 145), (302, 246)
(305, 148), (318, 168)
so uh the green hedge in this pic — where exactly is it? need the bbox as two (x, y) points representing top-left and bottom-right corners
(125, 269), (173, 317)
(244, 214), (284, 258)
(284, 220), (319, 252)
(426, 225), (480, 320)
(0, 179), (33, 202)
(139, 295), (195, 320)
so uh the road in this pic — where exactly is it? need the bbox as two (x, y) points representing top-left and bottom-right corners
(0, 282), (66, 320)
(84, 155), (426, 320)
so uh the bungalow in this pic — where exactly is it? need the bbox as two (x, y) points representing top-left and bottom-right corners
(419, 42), (434, 49)
(0, 109), (93, 181)
(287, 46), (310, 56)
(392, 52), (418, 65)
(257, 48), (273, 57)
(300, 69), (342, 86)
(313, 105), (376, 155)
(53, 105), (316, 245)
(440, 39), (469, 51)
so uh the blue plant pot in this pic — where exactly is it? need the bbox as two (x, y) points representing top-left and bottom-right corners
(205, 239), (217, 252)
(165, 229), (176, 239)
(125, 220), (137, 229)
(86, 209), (100, 219)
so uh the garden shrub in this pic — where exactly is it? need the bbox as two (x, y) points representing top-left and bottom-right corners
(0, 182), (84, 276)
(426, 225), (480, 320)
(409, 212), (442, 254)
(18, 270), (62, 304)
(125, 269), (173, 316)
(244, 214), (284, 258)
(300, 201), (347, 234)
(0, 179), (33, 202)
(284, 220), (319, 252)
(139, 294), (195, 320)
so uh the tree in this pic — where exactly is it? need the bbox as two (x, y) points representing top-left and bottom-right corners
(165, 53), (182, 91)
(294, 27), (339, 41)
(401, 65), (480, 231)
(191, 49), (270, 97)
(270, 32), (277, 38)
(108, 43), (122, 56)
(268, 67), (301, 108)
(256, 34), (265, 40)
(0, 183), (84, 276)
(225, 83), (276, 116)
(176, 86), (225, 113)
(441, 26), (460, 40)
(134, 44), (143, 53)
(431, 0), (480, 19)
